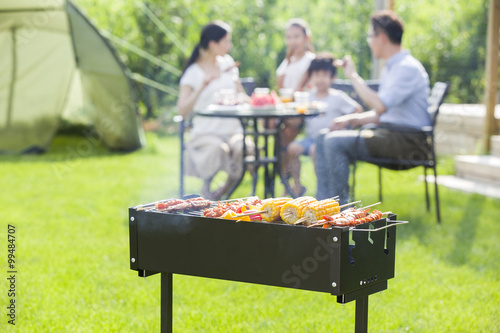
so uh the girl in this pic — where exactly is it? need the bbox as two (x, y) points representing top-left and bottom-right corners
(177, 21), (248, 200)
(275, 19), (316, 192)
(276, 18), (315, 92)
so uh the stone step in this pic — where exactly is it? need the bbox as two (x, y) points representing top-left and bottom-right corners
(435, 104), (500, 155)
(492, 135), (500, 157)
(435, 175), (500, 199)
(454, 155), (500, 185)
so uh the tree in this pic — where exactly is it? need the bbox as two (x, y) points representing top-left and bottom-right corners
(75, 0), (490, 116)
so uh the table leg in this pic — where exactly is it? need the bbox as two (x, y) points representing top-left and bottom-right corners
(251, 119), (259, 196)
(275, 119), (299, 198)
(161, 273), (173, 333)
(355, 296), (368, 333)
(263, 118), (275, 198)
(222, 119), (250, 199)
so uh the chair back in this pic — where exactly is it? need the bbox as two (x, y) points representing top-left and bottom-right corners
(331, 79), (380, 110)
(427, 82), (450, 127)
(240, 77), (255, 95)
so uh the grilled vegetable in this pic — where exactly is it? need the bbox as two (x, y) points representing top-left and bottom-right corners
(280, 196), (317, 225)
(261, 197), (292, 222)
(301, 199), (340, 226)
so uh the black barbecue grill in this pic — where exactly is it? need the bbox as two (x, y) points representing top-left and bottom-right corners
(129, 198), (406, 332)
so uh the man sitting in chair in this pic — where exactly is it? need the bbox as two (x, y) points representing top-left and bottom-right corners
(315, 10), (430, 204)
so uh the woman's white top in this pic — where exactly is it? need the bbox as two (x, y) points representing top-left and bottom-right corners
(180, 54), (242, 138)
(276, 51), (315, 90)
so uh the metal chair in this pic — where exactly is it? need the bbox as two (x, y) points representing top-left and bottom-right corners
(176, 77), (255, 198)
(174, 113), (190, 198)
(351, 82), (450, 223)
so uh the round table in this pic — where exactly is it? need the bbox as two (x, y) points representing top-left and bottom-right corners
(195, 103), (323, 199)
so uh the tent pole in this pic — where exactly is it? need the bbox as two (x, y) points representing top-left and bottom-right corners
(6, 27), (17, 128)
(484, 0), (500, 153)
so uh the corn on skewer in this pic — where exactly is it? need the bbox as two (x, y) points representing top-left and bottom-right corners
(307, 201), (378, 227)
(295, 199), (359, 225)
(261, 198), (292, 222)
(296, 198), (340, 226)
(280, 196), (317, 224)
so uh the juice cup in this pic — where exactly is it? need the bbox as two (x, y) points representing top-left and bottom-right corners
(294, 91), (310, 114)
(279, 88), (294, 103)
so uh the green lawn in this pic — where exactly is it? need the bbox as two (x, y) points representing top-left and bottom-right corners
(1, 132), (499, 332)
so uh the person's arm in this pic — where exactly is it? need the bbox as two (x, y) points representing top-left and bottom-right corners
(176, 85), (198, 117)
(277, 75), (285, 90)
(176, 74), (218, 117)
(234, 79), (251, 103)
(276, 59), (288, 90)
(329, 110), (379, 131)
(295, 71), (310, 91)
(352, 102), (363, 113)
(342, 55), (386, 115)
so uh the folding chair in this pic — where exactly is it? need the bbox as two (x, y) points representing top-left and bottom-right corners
(351, 82), (450, 223)
(174, 114), (191, 198)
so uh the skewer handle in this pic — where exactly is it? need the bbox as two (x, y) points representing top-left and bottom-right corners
(338, 200), (361, 209)
(360, 202), (381, 209)
(307, 219), (327, 228)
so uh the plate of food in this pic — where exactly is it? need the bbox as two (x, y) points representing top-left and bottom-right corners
(206, 103), (251, 112)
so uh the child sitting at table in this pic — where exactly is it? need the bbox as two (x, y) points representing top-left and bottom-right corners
(286, 53), (362, 196)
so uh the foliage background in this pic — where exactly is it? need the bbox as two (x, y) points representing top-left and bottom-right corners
(74, 0), (492, 118)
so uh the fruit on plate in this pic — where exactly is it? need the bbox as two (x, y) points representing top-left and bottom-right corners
(250, 90), (281, 107)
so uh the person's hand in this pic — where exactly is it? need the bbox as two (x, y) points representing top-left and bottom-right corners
(342, 55), (357, 80)
(330, 114), (355, 131)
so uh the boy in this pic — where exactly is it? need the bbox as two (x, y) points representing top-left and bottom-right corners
(286, 53), (362, 196)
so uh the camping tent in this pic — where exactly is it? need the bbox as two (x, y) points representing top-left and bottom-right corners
(0, 0), (145, 153)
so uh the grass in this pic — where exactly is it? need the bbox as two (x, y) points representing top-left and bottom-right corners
(1, 132), (499, 332)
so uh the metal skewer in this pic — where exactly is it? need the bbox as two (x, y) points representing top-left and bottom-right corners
(359, 202), (381, 209)
(338, 200), (361, 209)
(233, 210), (266, 218)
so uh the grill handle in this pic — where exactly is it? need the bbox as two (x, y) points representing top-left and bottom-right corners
(350, 220), (408, 232)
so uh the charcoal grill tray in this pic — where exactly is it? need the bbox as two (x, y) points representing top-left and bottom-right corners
(130, 208), (397, 296)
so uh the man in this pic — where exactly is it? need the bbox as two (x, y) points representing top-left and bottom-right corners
(315, 10), (430, 203)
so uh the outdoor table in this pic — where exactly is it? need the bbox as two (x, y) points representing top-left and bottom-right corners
(195, 104), (323, 198)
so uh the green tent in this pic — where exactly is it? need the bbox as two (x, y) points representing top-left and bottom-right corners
(0, 0), (145, 153)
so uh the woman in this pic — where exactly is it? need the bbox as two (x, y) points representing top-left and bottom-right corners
(177, 21), (248, 200)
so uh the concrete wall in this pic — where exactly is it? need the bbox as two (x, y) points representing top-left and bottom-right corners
(435, 104), (500, 155)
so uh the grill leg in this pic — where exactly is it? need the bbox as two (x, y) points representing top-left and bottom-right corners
(161, 273), (173, 333)
(424, 167), (430, 211)
(355, 296), (368, 333)
(378, 167), (382, 202)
